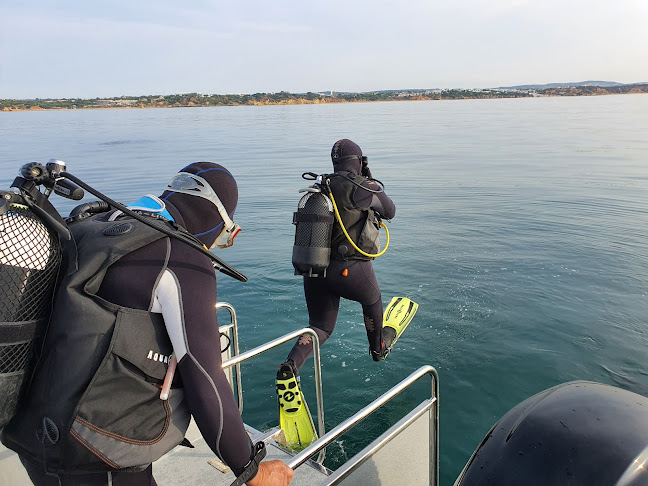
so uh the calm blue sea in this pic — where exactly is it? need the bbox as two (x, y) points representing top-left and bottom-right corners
(2, 95), (648, 484)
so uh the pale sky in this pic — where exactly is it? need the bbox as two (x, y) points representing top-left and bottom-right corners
(1, 0), (647, 99)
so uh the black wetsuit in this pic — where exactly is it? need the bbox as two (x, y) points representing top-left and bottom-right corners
(21, 222), (252, 485)
(287, 164), (396, 370)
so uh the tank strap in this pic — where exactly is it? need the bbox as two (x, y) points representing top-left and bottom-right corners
(0, 320), (38, 342)
(293, 213), (335, 224)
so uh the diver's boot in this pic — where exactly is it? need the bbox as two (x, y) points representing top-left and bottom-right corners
(371, 326), (397, 361)
(277, 359), (297, 375)
(276, 360), (300, 402)
(382, 326), (397, 349)
(370, 342), (391, 362)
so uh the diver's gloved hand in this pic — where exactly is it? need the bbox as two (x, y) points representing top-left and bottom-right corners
(361, 163), (373, 179)
(360, 156), (372, 179)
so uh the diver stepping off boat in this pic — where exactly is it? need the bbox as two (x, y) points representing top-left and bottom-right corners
(277, 140), (419, 450)
(287, 139), (398, 370)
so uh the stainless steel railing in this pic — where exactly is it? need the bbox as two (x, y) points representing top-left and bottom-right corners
(216, 303), (243, 413)
(220, 324), (327, 463)
(217, 302), (438, 477)
(286, 365), (439, 486)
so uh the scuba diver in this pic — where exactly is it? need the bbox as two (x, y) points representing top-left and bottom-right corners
(282, 139), (396, 375)
(2, 162), (293, 486)
(276, 139), (401, 451)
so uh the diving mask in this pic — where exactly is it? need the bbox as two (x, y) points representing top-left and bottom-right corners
(166, 172), (241, 249)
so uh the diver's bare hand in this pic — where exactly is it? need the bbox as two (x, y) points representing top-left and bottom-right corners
(246, 460), (294, 486)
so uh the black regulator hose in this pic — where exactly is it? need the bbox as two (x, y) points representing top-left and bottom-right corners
(68, 201), (111, 222)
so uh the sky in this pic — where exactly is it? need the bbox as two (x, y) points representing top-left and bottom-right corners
(1, 0), (647, 99)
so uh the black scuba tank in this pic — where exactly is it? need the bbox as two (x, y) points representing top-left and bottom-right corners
(0, 193), (63, 429)
(292, 182), (335, 278)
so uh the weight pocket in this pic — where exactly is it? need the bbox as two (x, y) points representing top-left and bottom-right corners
(70, 310), (189, 469)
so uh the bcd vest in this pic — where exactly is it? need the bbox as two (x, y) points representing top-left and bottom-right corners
(329, 173), (381, 261)
(1, 214), (190, 474)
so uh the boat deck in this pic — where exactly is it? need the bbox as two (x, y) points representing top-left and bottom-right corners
(153, 420), (329, 486)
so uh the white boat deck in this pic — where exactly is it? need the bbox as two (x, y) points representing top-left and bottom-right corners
(153, 420), (330, 486)
(0, 441), (31, 485)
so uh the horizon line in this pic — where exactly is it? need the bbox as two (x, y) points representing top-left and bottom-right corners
(4, 80), (648, 102)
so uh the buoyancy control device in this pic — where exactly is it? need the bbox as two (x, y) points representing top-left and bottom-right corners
(0, 159), (247, 438)
(4, 213), (192, 472)
(292, 172), (390, 277)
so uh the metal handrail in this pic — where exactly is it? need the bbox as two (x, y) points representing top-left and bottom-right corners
(221, 327), (327, 463)
(216, 303), (243, 413)
(286, 365), (439, 485)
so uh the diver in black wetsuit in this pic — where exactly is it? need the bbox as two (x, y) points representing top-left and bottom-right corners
(283, 140), (396, 372)
(16, 162), (293, 486)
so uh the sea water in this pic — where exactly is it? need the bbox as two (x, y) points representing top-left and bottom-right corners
(2, 94), (648, 484)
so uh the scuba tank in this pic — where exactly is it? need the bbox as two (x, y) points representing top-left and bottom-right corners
(0, 161), (81, 429)
(292, 171), (390, 277)
(292, 175), (335, 277)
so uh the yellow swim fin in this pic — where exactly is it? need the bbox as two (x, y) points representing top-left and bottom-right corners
(276, 363), (317, 451)
(382, 296), (419, 349)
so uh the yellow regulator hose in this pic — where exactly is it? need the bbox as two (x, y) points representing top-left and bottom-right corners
(329, 192), (390, 258)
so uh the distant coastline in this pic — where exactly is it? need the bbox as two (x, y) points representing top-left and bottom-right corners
(3, 83), (648, 112)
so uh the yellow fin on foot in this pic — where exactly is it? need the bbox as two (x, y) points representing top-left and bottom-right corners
(276, 363), (317, 451)
(383, 296), (419, 348)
